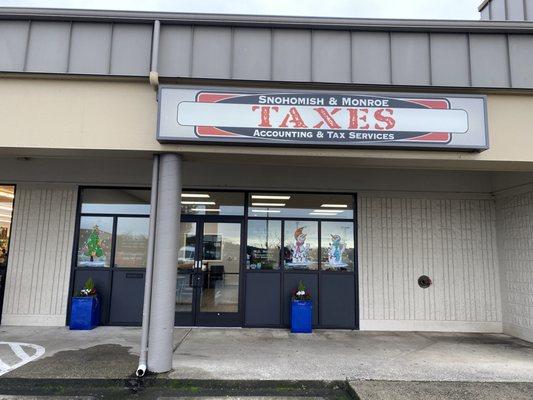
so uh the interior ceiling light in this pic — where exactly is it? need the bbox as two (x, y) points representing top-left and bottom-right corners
(182, 193), (210, 198)
(251, 203), (286, 207)
(190, 208), (220, 212)
(181, 201), (216, 205)
(0, 205), (13, 211)
(312, 209), (343, 213)
(309, 212), (336, 216)
(252, 209), (281, 213)
(251, 195), (291, 200)
(321, 204), (348, 208)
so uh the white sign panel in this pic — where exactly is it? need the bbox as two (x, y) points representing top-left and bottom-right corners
(157, 86), (488, 150)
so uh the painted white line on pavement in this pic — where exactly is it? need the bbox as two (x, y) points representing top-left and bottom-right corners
(9, 343), (31, 362)
(0, 342), (45, 376)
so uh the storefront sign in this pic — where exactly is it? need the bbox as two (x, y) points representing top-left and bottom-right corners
(157, 86), (488, 150)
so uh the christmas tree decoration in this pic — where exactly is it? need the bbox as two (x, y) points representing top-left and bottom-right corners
(80, 225), (107, 266)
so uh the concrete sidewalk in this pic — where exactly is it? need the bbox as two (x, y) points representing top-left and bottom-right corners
(0, 326), (532, 382)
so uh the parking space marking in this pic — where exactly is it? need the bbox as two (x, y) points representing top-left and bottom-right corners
(0, 342), (45, 376)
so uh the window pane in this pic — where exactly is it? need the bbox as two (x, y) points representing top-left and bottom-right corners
(321, 221), (355, 272)
(200, 222), (241, 313)
(81, 188), (150, 214)
(249, 193), (353, 219)
(181, 191), (244, 216)
(176, 222), (196, 313)
(246, 219), (281, 270)
(77, 216), (113, 267)
(283, 221), (318, 270)
(114, 217), (149, 268)
(0, 185), (15, 268)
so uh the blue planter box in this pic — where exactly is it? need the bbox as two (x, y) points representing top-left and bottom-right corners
(69, 296), (100, 330)
(291, 299), (312, 333)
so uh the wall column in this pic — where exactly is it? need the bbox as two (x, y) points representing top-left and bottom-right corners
(147, 153), (181, 373)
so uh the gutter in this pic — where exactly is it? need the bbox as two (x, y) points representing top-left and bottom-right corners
(478, 0), (491, 12)
(1, 7), (533, 33)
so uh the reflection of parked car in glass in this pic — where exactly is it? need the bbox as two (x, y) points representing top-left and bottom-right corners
(177, 245), (195, 269)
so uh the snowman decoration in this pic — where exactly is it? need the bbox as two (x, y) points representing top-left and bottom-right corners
(290, 227), (310, 266)
(328, 234), (347, 269)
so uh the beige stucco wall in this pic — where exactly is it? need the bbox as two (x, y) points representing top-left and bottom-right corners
(1, 77), (533, 170)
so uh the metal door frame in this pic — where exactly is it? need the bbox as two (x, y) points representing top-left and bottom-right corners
(175, 214), (244, 327)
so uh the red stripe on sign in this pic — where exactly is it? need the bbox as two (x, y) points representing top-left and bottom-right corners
(197, 93), (242, 103)
(406, 99), (449, 109)
(406, 132), (451, 142)
(196, 126), (240, 137)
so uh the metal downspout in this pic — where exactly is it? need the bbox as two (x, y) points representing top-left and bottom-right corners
(149, 20), (160, 89)
(136, 154), (159, 377)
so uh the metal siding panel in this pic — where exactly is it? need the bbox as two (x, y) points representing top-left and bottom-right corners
(0, 21), (29, 71)
(351, 32), (390, 84)
(110, 23), (152, 76)
(311, 30), (351, 83)
(232, 28), (271, 80)
(470, 34), (510, 87)
(490, 0), (507, 20)
(26, 21), (70, 73)
(158, 25), (192, 77)
(508, 35), (533, 88)
(430, 33), (470, 87)
(69, 22), (112, 74)
(391, 32), (430, 85)
(507, 0), (525, 20)
(526, 0), (533, 20)
(272, 29), (311, 82)
(191, 26), (232, 79)
(244, 273), (281, 326)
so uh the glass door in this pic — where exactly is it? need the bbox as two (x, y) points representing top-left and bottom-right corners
(175, 218), (242, 326)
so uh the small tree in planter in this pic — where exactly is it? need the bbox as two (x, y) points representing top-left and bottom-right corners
(69, 278), (101, 330)
(291, 281), (312, 333)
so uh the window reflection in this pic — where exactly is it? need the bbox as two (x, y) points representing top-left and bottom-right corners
(200, 222), (241, 313)
(0, 186), (15, 268)
(283, 221), (318, 270)
(246, 220), (281, 270)
(176, 222), (196, 313)
(115, 217), (149, 268)
(81, 188), (150, 215)
(321, 221), (355, 271)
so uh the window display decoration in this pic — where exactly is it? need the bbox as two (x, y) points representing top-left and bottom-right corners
(286, 226), (310, 268)
(327, 234), (347, 269)
(80, 225), (108, 266)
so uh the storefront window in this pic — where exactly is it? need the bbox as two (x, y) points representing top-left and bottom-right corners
(81, 188), (150, 215)
(0, 186), (15, 268)
(248, 193), (353, 219)
(283, 221), (318, 270)
(246, 220), (281, 270)
(181, 191), (244, 216)
(321, 221), (355, 271)
(77, 216), (113, 267)
(114, 217), (149, 268)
